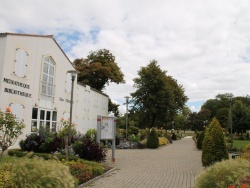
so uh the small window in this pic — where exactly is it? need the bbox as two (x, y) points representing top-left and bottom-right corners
(15, 49), (28, 77)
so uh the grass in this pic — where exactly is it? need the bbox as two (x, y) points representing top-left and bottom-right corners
(233, 140), (250, 149)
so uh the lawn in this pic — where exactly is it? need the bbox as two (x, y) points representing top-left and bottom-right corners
(233, 140), (250, 149)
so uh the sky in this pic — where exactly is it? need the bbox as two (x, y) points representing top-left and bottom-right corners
(1, 0), (250, 114)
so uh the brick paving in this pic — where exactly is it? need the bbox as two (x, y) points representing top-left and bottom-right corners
(83, 137), (203, 188)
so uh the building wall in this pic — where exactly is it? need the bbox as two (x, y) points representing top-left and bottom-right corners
(0, 34), (108, 148)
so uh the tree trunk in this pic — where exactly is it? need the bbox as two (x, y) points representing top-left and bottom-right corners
(65, 136), (69, 161)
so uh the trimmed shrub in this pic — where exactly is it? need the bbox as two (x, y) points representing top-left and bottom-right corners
(196, 131), (205, 150)
(72, 137), (107, 162)
(147, 128), (159, 149)
(171, 133), (177, 140)
(202, 118), (229, 167)
(7, 157), (76, 187)
(195, 159), (250, 188)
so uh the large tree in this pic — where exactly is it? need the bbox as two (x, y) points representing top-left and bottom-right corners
(73, 49), (125, 91)
(131, 60), (188, 127)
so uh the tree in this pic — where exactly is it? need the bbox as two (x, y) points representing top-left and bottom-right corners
(131, 60), (188, 127)
(232, 100), (250, 137)
(202, 118), (228, 167)
(73, 49), (125, 91)
(0, 107), (25, 161)
(201, 99), (219, 118)
(108, 99), (120, 117)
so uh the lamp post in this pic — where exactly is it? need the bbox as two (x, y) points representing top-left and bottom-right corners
(67, 70), (79, 144)
(172, 121), (174, 130)
(229, 98), (233, 149)
(124, 96), (130, 140)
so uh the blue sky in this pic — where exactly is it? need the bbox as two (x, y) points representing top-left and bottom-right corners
(1, 0), (250, 113)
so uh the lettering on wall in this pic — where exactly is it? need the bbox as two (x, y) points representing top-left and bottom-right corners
(59, 97), (72, 103)
(3, 78), (32, 98)
(3, 78), (30, 89)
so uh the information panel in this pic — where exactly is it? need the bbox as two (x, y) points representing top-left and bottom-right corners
(101, 116), (114, 139)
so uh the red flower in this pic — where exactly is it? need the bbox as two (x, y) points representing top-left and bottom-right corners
(6, 106), (11, 112)
(241, 184), (248, 188)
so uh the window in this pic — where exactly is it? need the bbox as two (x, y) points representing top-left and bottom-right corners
(15, 48), (28, 77)
(41, 57), (55, 98)
(31, 108), (57, 132)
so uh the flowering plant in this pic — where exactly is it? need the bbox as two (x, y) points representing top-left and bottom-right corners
(0, 107), (25, 161)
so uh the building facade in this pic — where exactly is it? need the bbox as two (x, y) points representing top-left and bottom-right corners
(0, 33), (109, 148)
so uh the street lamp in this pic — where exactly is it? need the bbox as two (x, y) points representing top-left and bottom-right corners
(124, 96), (130, 140)
(172, 121), (174, 130)
(67, 70), (79, 143)
(229, 98), (233, 149)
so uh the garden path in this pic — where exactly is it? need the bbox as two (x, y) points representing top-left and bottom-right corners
(82, 136), (203, 188)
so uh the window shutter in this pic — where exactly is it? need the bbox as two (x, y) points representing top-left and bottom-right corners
(15, 49), (28, 77)
(66, 73), (72, 93)
(10, 103), (24, 122)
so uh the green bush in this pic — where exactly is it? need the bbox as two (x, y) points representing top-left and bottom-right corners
(85, 129), (97, 140)
(147, 128), (159, 149)
(196, 131), (205, 150)
(7, 157), (76, 187)
(195, 159), (250, 188)
(202, 118), (229, 167)
(63, 160), (92, 184)
(128, 126), (139, 136)
(72, 137), (107, 162)
(80, 160), (105, 176)
(171, 133), (177, 140)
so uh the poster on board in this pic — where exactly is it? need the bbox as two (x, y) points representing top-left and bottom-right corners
(101, 116), (114, 140)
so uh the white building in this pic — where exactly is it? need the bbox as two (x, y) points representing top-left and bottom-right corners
(0, 33), (109, 148)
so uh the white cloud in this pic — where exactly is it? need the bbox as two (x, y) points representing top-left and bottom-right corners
(1, 0), (250, 112)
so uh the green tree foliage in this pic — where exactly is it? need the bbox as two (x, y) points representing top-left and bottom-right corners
(73, 49), (125, 91)
(232, 100), (250, 137)
(131, 60), (188, 127)
(108, 99), (120, 117)
(202, 118), (228, 167)
(147, 128), (159, 149)
(201, 99), (219, 118)
(201, 94), (250, 136)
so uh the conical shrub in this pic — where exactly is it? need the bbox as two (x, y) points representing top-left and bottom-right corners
(147, 128), (159, 149)
(196, 131), (205, 150)
(202, 118), (228, 167)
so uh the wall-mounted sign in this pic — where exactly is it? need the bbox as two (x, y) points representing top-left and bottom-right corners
(3, 78), (32, 98)
(4, 88), (32, 98)
(3, 78), (30, 89)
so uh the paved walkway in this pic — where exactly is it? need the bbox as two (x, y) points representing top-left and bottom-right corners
(85, 137), (203, 188)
